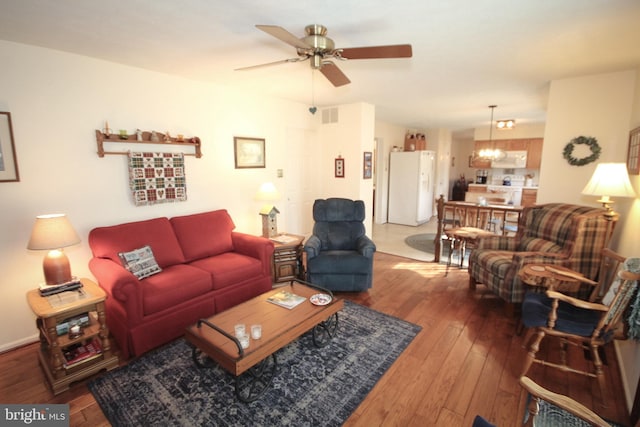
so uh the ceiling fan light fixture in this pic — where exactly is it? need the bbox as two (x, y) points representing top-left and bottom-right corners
(243, 24), (413, 87)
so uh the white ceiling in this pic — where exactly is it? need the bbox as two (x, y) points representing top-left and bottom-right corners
(1, 0), (640, 135)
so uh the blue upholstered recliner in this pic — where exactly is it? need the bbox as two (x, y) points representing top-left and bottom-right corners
(304, 198), (376, 292)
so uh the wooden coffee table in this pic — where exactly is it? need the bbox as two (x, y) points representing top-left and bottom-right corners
(185, 280), (343, 402)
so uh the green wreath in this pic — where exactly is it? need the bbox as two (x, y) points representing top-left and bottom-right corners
(562, 136), (601, 166)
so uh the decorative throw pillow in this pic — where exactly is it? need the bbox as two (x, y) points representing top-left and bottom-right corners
(118, 245), (162, 280)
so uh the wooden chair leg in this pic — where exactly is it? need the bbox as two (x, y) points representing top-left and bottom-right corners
(522, 330), (545, 376)
(521, 327), (534, 347)
(469, 276), (477, 290)
(590, 343), (608, 406)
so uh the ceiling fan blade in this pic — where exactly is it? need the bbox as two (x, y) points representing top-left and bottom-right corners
(320, 61), (350, 87)
(339, 44), (413, 60)
(235, 57), (306, 71)
(255, 25), (312, 50)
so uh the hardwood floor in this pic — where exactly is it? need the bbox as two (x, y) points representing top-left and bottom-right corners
(0, 252), (632, 426)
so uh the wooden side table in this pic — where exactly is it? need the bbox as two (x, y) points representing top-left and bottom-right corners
(27, 278), (119, 394)
(444, 226), (494, 268)
(518, 264), (597, 294)
(270, 234), (305, 283)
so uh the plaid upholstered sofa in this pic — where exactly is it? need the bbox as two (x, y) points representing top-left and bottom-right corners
(468, 203), (614, 315)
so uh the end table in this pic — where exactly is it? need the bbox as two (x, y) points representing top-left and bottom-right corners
(270, 234), (305, 283)
(518, 264), (597, 294)
(27, 278), (119, 394)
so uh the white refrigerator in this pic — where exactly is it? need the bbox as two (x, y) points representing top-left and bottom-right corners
(388, 151), (436, 226)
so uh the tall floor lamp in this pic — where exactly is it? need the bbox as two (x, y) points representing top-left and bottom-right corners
(581, 162), (636, 246)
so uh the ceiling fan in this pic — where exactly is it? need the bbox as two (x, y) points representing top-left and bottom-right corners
(236, 24), (412, 87)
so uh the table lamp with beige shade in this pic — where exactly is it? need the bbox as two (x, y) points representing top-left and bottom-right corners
(256, 182), (281, 238)
(582, 162), (637, 246)
(27, 213), (81, 285)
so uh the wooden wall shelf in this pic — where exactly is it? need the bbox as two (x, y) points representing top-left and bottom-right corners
(95, 130), (202, 158)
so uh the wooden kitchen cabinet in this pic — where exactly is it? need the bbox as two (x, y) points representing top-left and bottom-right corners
(470, 140), (492, 168)
(526, 138), (543, 169)
(472, 138), (544, 169)
(467, 184), (488, 193)
(521, 188), (538, 207)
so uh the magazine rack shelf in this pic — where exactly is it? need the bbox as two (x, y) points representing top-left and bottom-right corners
(95, 129), (202, 158)
(27, 278), (119, 395)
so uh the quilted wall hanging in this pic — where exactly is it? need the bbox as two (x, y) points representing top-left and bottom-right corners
(128, 152), (187, 206)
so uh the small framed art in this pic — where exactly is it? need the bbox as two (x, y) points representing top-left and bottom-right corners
(363, 151), (372, 179)
(234, 137), (265, 169)
(627, 126), (640, 175)
(0, 112), (19, 183)
(335, 157), (345, 178)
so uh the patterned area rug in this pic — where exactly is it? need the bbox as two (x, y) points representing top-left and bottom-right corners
(89, 301), (421, 427)
(525, 397), (624, 427)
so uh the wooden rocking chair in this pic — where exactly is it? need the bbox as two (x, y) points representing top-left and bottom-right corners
(520, 248), (640, 402)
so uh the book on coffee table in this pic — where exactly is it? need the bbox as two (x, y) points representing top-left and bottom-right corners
(267, 290), (306, 309)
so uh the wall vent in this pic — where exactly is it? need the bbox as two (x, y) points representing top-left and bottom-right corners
(322, 108), (339, 124)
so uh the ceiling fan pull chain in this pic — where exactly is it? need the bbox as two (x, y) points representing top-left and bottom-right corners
(309, 69), (317, 115)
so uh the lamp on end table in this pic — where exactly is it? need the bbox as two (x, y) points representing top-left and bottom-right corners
(582, 162), (636, 245)
(27, 214), (81, 285)
(256, 182), (281, 238)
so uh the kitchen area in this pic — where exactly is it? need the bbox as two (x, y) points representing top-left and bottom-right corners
(461, 137), (543, 208)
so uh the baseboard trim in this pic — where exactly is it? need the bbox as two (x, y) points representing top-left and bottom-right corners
(0, 333), (39, 354)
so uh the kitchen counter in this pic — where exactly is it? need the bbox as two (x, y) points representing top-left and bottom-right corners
(469, 183), (539, 189)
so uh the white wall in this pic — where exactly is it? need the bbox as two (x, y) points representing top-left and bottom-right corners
(425, 128), (452, 206)
(539, 69), (639, 413)
(0, 41), (373, 351)
(373, 121), (406, 223)
(614, 67), (640, 415)
(317, 103), (376, 236)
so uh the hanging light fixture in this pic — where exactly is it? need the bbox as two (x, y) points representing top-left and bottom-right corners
(474, 105), (506, 161)
(496, 119), (515, 129)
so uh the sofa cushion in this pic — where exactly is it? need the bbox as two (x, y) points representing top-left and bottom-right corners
(89, 217), (186, 268)
(188, 252), (264, 290)
(141, 264), (213, 316)
(118, 245), (162, 279)
(171, 210), (236, 262)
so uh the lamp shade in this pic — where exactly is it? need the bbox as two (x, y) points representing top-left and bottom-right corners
(581, 163), (637, 200)
(255, 182), (280, 201)
(27, 214), (81, 250)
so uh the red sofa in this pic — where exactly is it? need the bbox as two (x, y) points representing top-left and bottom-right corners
(88, 209), (274, 358)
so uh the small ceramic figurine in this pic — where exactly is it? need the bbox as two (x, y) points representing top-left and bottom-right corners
(164, 131), (171, 142)
(136, 129), (143, 141)
(150, 131), (159, 142)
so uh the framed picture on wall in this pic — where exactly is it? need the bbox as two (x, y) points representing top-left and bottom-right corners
(234, 136), (265, 168)
(0, 112), (19, 183)
(627, 126), (640, 175)
(335, 157), (345, 178)
(363, 151), (372, 179)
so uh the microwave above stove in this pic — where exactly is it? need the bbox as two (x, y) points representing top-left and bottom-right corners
(491, 151), (527, 169)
